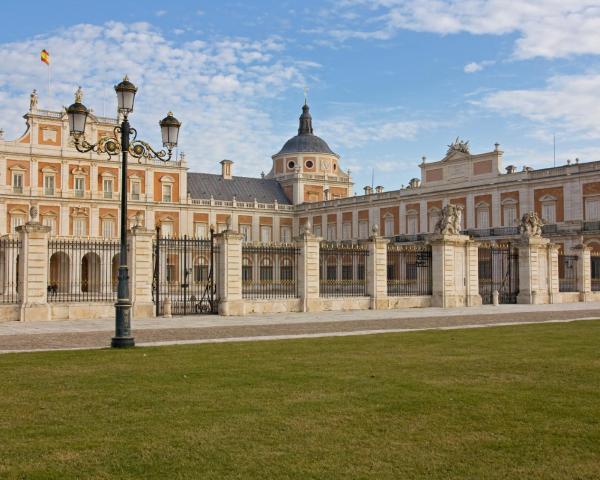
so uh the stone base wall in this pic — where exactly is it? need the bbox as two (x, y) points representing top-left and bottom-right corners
(0, 305), (20, 322)
(50, 303), (114, 321)
(220, 298), (302, 316)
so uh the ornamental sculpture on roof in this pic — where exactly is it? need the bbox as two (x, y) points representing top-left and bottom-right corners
(446, 137), (470, 155)
(519, 211), (543, 239)
(434, 204), (463, 235)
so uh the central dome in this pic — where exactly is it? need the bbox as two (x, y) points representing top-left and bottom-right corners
(275, 103), (337, 156)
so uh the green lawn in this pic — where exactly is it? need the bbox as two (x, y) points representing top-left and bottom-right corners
(1, 321), (599, 480)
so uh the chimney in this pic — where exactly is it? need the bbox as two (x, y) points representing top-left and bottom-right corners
(364, 186), (372, 195)
(375, 185), (384, 194)
(505, 165), (517, 174)
(220, 159), (233, 180)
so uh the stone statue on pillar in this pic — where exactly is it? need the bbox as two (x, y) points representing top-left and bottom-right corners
(29, 89), (39, 111)
(519, 212), (543, 239)
(434, 204), (463, 236)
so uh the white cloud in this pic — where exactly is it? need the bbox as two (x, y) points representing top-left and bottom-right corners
(0, 22), (314, 176)
(330, 1), (600, 60)
(464, 60), (495, 73)
(155, 10), (167, 17)
(478, 73), (600, 139)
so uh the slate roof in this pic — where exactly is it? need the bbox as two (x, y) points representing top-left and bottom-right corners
(276, 134), (336, 156)
(187, 172), (292, 204)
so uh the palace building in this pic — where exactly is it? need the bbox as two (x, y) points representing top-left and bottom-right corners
(1, 91), (600, 256)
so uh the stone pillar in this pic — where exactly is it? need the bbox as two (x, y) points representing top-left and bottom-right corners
(296, 227), (321, 312)
(429, 233), (480, 308)
(17, 221), (51, 321)
(215, 229), (243, 315)
(366, 232), (389, 309)
(547, 243), (560, 304)
(516, 236), (551, 304)
(574, 244), (592, 302)
(128, 227), (155, 318)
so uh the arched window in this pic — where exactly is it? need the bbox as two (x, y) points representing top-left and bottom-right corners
(242, 257), (253, 283)
(260, 257), (273, 282)
(280, 257), (294, 282)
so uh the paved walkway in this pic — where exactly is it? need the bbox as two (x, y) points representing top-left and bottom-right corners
(1, 302), (599, 353)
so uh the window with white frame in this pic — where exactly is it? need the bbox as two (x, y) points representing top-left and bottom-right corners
(43, 173), (55, 196)
(540, 196), (556, 224)
(74, 177), (85, 197)
(160, 221), (173, 237)
(102, 218), (115, 238)
(12, 171), (24, 194)
(342, 222), (352, 240)
(384, 214), (394, 236)
(406, 212), (418, 235)
(130, 178), (141, 200)
(326, 223), (336, 241)
(10, 212), (25, 232)
(73, 217), (87, 236)
(103, 177), (114, 199)
(42, 215), (56, 235)
(280, 225), (292, 243)
(240, 224), (252, 242)
(162, 183), (172, 203)
(313, 224), (322, 237)
(502, 201), (518, 227)
(428, 210), (440, 233)
(358, 220), (369, 239)
(585, 197), (600, 221)
(194, 222), (208, 239)
(476, 203), (490, 229)
(260, 225), (272, 242)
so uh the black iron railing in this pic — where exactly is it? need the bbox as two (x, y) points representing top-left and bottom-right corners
(48, 238), (121, 302)
(242, 243), (299, 299)
(0, 237), (21, 304)
(559, 254), (578, 292)
(153, 234), (219, 315)
(478, 243), (519, 304)
(592, 256), (600, 292)
(319, 242), (368, 297)
(387, 244), (432, 296)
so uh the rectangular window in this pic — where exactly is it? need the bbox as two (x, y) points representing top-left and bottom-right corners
(314, 224), (322, 237)
(12, 172), (24, 194)
(260, 225), (272, 242)
(342, 265), (353, 280)
(103, 178), (113, 199)
(358, 220), (369, 239)
(42, 216), (56, 235)
(477, 208), (490, 228)
(74, 217), (87, 237)
(11, 215), (25, 232)
(326, 223), (336, 241)
(503, 205), (517, 227)
(102, 219), (115, 238)
(585, 198), (600, 221)
(385, 216), (395, 236)
(260, 265), (273, 281)
(342, 222), (352, 240)
(162, 184), (172, 203)
(44, 175), (55, 196)
(542, 203), (556, 224)
(407, 216), (418, 235)
(161, 222), (173, 237)
(74, 177), (85, 197)
(240, 224), (252, 242)
(194, 222), (208, 239)
(131, 180), (141, 200)
(280, 226), (291, 243)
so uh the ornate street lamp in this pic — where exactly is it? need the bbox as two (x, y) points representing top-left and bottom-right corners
(66, 77), (181, 348)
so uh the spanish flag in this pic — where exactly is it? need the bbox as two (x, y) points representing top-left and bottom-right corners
(40, 49), (50, 65)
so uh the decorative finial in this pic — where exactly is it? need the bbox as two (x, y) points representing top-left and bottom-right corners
(494, 142), (500, 151)
(74, 86), (83, 103)
(371, 224), (379, 236)
(29, 205), (39, 223)
(303, 86), (308, 105)
(124, 74), (129, 81)
(421, 155), (426, 164)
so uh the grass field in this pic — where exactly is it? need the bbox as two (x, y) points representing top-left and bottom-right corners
(1, 320), (599, 479)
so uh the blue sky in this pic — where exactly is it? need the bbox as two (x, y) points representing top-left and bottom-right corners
(1, 1), (600, 191)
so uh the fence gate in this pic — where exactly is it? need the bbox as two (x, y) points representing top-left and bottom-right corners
(153, 231), (219, 315)
(478, 244), (519, 304)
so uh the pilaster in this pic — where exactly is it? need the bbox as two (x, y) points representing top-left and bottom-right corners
(128, 227), (155, 318)
(296, 229), (321, 312)
(516, 236), (551, 304)
(366, 233), (389, 309)
(574, 244), (592, 302)
(17, 221), (51, 321)
(216, 229), (243, 315)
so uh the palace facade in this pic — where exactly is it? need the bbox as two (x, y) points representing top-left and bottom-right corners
(2, 93), (600, 257)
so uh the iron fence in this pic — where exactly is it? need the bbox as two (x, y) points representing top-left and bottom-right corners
(319, 242), (368, 297)
(242, 243), (299, 299)
(478, 243), (519, 304)
(592, 255), (600, 292)
(387, 243), (432, 296)
(47, 238), (121, 302)
(559, 254), (578, 292)
(153, 233), (219, 315)
(0, 237), (21, 304)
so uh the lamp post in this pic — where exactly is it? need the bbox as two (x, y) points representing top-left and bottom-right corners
(66, 77), (181, 348)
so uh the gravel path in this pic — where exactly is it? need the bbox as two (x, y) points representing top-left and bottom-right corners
(1, 306), (599, 353)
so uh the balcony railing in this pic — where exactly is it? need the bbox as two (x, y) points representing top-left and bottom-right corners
(44, 188), (55, 196)
(584, 221), (600, 232)
(13, 186), (23, 194)
(103, 191), (112, 199)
